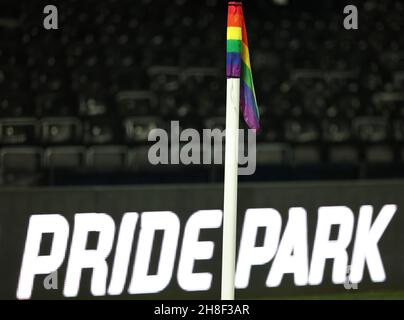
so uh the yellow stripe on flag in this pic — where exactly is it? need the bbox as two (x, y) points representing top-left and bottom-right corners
(241, 42), (251, 69)
(227, 27), (242, 41)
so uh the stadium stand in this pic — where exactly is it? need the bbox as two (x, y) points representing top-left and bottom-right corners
(0, 0), (403, 185)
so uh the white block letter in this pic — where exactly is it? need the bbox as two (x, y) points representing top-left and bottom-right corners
(17, 214), (69, 300)
(309, 206), (354, 285)
(267, 207), (309, 287)
(108, 212), (139, 295)
(350, 204), (396, 283)
(235, 208), (282, 289)
(64, 213), (115, 297)
(177, 210), (222, 291)
(129, 211), (180, 294)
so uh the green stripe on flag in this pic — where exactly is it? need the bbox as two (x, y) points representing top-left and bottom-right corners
(227, 40), (242, 53)
(241, 62), (254, 90)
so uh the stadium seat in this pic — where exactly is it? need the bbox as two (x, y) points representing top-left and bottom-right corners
(116, 90), (157, 116)
(87, 146), (128, 170)
(44, 146), (85, 169)
(293, 145), (322, 165)
(148, 66), (181, 92)
(353, 117), (389, 143)
(365, 145), (395, 164)
(35, 93), (76, 117)
(328, 145), (359, 164)
(1, 147), (42, 172)
(256, 143), (292, 165)
(78, 95), (109, 117)
(0, 118), (39, 145)
(83, 119), (120, 144)
(124, 117), (163, 143)
(41, 118), (82, 144)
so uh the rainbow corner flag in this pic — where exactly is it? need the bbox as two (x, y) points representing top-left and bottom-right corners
(226, 1), (260, 130)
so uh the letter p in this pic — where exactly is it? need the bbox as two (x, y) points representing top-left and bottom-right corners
(17, 214), (69, 300)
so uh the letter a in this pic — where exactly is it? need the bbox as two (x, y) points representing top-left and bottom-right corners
(343, 5), (358, 30)
(43, 5), (58, 30)
(44, 271), (58, 290)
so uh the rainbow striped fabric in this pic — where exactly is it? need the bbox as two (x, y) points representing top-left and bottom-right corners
(226, 1), (260, 130)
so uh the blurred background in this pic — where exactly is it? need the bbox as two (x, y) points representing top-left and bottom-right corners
(0, 0), (403, 186)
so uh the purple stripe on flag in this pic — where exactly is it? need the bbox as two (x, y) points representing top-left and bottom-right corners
(226, 52), (241, 78)
(241, 82), (260, 130)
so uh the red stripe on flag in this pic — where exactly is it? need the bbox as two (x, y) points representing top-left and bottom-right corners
(227, 2), (243, 27)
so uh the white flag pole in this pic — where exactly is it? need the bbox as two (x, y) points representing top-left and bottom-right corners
(221, 77), (240, 300)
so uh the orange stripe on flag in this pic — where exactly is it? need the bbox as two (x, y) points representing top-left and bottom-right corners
(227, 13), (243, 27)
(241, 18), (249, 46)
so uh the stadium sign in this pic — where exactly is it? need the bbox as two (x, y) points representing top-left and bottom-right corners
(0, 182), (403, 299)
(16, 205), (396, 299)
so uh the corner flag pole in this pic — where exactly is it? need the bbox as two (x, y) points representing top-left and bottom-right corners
(221, 77), (240, 300)
(222, 0), (259, 300)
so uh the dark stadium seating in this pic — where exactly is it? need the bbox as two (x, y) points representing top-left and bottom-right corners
(0, 0), (403, 185)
